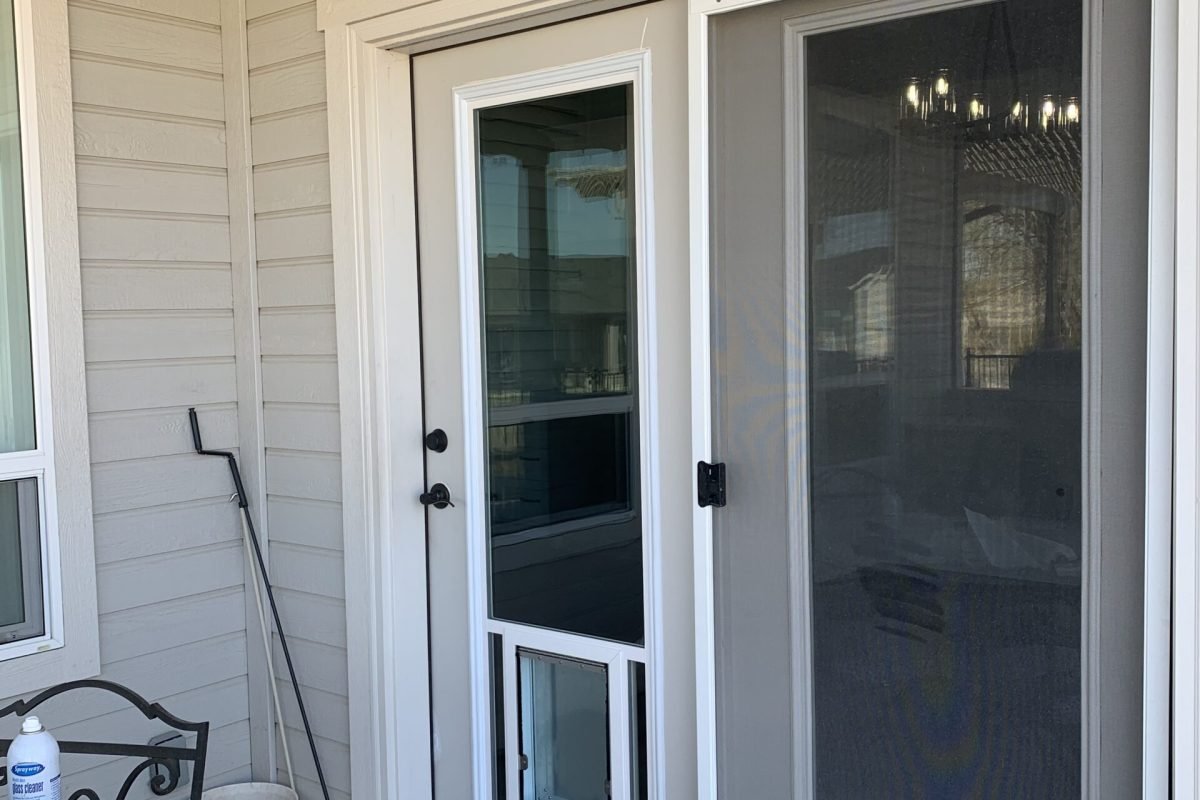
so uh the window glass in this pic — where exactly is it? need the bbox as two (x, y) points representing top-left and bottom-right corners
(0, 0), (33, 454)
(477, 85), (644, 645)
(0, 478), (43, 643)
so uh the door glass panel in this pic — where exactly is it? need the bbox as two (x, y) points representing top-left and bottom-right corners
(477, 85), (643, 645)
(518, 649), (609, 800)
(806, 1), (1082, 796)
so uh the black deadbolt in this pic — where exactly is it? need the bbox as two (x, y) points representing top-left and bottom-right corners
(425, 429), (449, 453)
(419, 483), (454, 509)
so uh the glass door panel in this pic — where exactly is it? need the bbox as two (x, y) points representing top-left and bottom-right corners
(477, 86), (644, 646)
(805, 5), (1082, 796)
(711, 0), (1146, 795)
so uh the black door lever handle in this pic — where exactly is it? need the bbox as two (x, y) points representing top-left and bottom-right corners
(419, 483), (454, 509)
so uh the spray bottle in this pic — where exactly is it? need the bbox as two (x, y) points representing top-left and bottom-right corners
(7, 716), (61, 800)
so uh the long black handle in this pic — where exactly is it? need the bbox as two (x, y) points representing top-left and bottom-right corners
(188, 408), (248, 509)
(188, 407), (203, 452)
(187, 409), (330, 800)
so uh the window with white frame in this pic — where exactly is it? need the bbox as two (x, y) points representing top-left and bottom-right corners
(0, 0), (96, 681)
(0, 0), (48, 650)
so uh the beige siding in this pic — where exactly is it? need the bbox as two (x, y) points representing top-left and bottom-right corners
(10, 2), (351, 795)
(21, 0), (253, 794)
(246, 3), (350, 798)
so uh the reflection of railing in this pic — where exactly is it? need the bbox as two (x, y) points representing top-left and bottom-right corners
(964, 351), (1022, 389)
(856, 356), (893, 373)
(562, 368), (627, 395)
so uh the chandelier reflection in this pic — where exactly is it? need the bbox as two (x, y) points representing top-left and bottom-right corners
(900, 69), (1081, 135)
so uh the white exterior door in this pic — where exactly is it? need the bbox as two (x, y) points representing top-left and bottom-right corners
(412, 3), (694, 797)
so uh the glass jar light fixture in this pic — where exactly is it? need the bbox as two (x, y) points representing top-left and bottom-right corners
(897, 73), (1079, 133)
(900, 76), (924, 121)
(1062, 96), (1081, 129)
(929, 68), (955, 115)
(967, 93), (988, 121)
(1006, 96), (1028, 132)
(1039, 94), (1057, 131)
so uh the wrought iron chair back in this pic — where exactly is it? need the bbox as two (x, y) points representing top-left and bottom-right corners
(0, 679), (209, 800)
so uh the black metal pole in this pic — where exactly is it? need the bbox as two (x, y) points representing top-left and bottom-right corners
(188, 409), (331, 800)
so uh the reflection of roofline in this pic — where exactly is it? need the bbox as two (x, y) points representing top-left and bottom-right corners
(547, 165), (627, 199)
(848, 264), (894, 292)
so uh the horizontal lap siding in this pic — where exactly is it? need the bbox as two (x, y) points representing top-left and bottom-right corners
(246, 3), (350, 797)
(2, 2), (254, 796)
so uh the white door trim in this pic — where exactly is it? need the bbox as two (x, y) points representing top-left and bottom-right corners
(325, 27), (433, 799)
(325, 0), (1178, 798)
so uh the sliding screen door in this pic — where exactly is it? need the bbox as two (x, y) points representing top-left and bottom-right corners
(709, 0), (1148, 795)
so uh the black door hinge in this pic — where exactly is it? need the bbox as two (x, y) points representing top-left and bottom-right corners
(698, 461), (726, 508)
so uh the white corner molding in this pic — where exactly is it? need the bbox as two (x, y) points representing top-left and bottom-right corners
(0, 0), (99, 693)
(220, 0), (275, 782)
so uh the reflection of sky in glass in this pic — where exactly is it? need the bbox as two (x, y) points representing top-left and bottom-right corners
(480, 155), (527, 258)
(481, 150), (628, 258)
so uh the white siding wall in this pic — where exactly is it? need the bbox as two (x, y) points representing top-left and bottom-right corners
(0, 0), (255, 795)
(244, 3), (349, 798)
(6, 2), (353, 795)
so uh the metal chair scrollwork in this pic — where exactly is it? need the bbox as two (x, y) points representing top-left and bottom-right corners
(0, 679), (208, 800)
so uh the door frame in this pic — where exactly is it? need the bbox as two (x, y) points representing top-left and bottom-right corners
(689, 0), (1174, 795)
(321, 0), (1180, 797)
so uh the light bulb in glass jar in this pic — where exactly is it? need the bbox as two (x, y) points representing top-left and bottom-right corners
(929, 69), (954, 115)
(1008, 98), (1027, 133)
(900, 77), (924, 121)
(1039, 95), (1057, 130)
(1063, 96), (1081, 127)
(968, 93), (988, 121)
